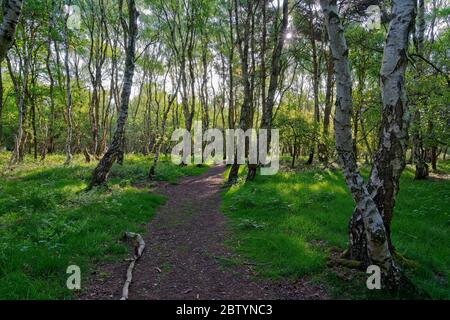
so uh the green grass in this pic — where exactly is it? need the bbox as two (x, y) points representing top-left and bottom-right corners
(0, 152), (207, 299)
(221, 161), (450, 299)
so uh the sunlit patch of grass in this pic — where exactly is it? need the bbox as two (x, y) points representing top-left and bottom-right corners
(222, 161), (450, 299)
(0, 152), (207, 299)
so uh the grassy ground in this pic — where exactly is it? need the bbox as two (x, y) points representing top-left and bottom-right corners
(0, 153), (206, 299)
(221, 160), (450, 299)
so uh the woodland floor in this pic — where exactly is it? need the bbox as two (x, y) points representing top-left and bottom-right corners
(80, 164), (328, 300)
(2, 154), (447, 299)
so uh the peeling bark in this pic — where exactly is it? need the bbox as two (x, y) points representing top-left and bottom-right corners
(0, 0), (23, 62)
(366, 0), (416, 250)
(320, 0), (415, 289)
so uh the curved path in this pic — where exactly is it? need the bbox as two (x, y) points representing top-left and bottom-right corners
(82, 165), (326, 300)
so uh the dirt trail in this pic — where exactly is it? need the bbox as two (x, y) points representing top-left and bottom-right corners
(81, 164), (327, 300)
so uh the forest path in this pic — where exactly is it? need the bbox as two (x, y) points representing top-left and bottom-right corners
(82, 164), (327, 300)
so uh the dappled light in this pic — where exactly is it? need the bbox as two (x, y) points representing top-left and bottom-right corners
(0, 0), (448, 304)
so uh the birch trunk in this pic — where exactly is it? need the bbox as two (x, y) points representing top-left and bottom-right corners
(227, 6), (235, 130)
(63, 0), (73, 165)
(0, 64), (3, 146)
(228, 0), (254, 184)
(320, 0), (417, 289)
(247, 0), (289, 181)
(365, 0), (416, 251)
(323, 49), (334, 137)
(90, 0), (138, 187)
(0, 0), (23, 62)
(45, 0), (56, 156)
(10, 43), (30, 164)
(412, 0), (428, 179)
(149, 88), (178, 179)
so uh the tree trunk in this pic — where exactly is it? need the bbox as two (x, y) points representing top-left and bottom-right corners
(0, 63), (3, 147)
(323, 49), (333, 137)
(412, 0), (428, 179)
(149, 91), (178, 179)
(63, 1), (73, 165)
(247, 0), (289, 181)
(90, 0), (138, 187)
(351, 0), (416, 288)
(368, 0), (416, 249)
(321, 0), (416, 289)
(9, 44), (29, 164)
(30, 75), (37, 160)
(45, 0), (56, 156)
(412, 110), (428, 179)
(307, 7), (320, 166)
(86, 1), (107, 157)
(319, 48), (334, 162)
(228, 0), (254, 184)
(431, 146), (437, 171)
(227, 6), (235, 130)
(201, 35), (209, 133)
(0, 0), (23, 62)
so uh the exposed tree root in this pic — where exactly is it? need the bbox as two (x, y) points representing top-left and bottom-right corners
(333, 248), (417, 271)
(340, 248), (350, 259)
(393, 251), (419, 269)
(120, 232), (145, 300)
(335, 258), (363, 269)
(83, 148), (92, 163)
(326, 248), (363, 269)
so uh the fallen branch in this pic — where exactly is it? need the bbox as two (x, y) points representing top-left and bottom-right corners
(120, 232), (145, 300)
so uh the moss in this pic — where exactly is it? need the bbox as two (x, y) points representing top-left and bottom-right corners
(393, 251), (419, 269)
(335, 258), (363, 269)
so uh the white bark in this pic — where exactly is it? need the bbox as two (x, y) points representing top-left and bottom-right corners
(63, 0), (73, 165)
(412, 0), (428, 179)
(319, 0), (401, 284)
(90, 0), (138, 187)
(120, 232), (145, 300)
(367, 0), (416, 240)
(0, 0), (23, 62)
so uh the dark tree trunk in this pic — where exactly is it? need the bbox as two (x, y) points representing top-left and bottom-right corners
(227, 6), (235, 130)
(431, 146), (437, 171)
(0, 63), (3, 146)
(90, 0), (138, 187)
(63, 0), (73, 165)
(45, 0), (56, 156)
(247, 0), (289, 181)
(307, 4), (321, 166)
(30, 77), (37, 160)
(228, 0), (254, 184)
(10, 43), (30, 164)
(149, 73), (179, 179)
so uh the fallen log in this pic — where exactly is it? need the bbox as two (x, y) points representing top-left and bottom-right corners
(120, 232), (145, 300)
